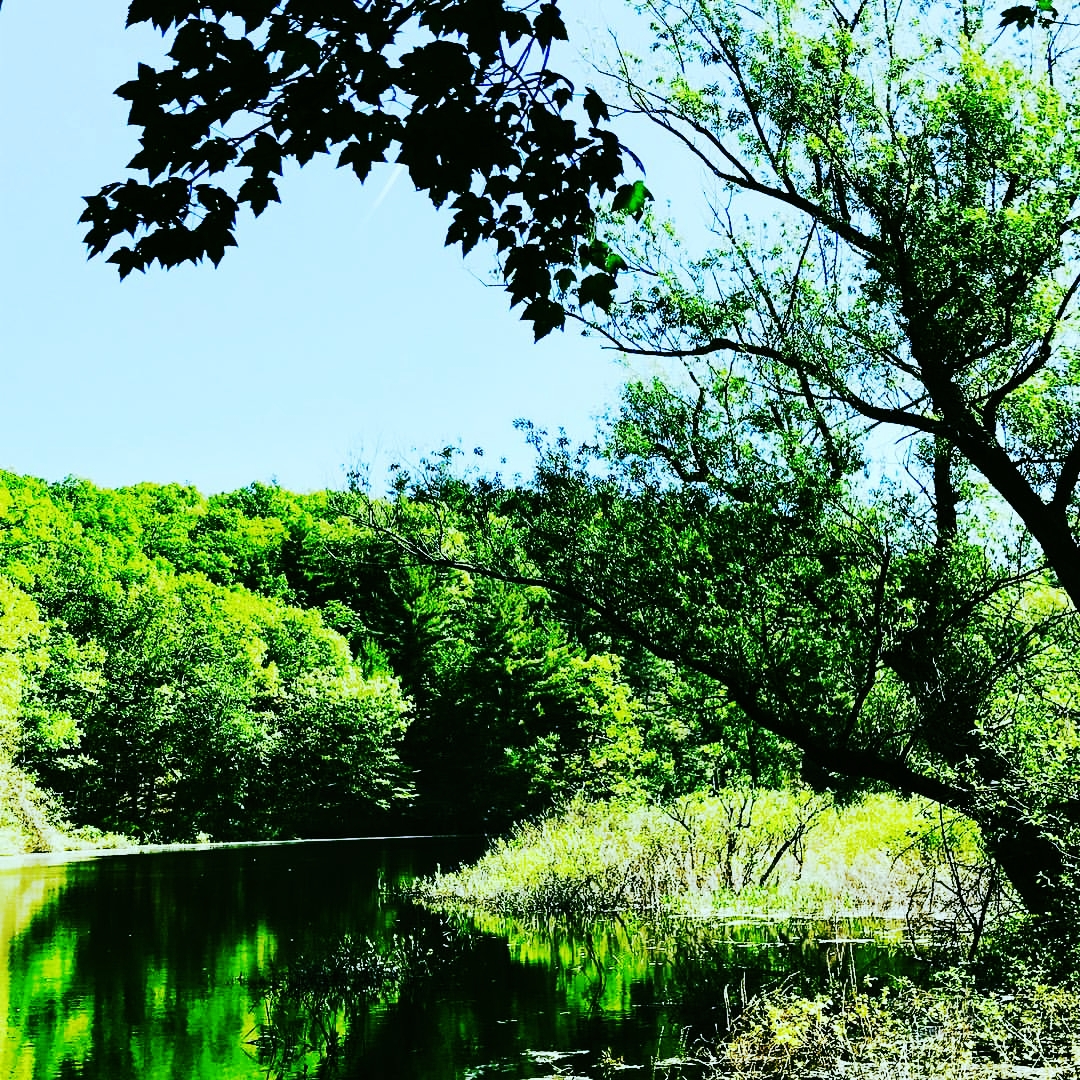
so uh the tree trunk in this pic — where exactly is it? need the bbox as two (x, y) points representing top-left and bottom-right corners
(979, 807), (1076, 919)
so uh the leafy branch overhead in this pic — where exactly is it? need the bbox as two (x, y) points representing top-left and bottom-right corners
(83, 0), (647, 339)
(999, 0), (1058, 29)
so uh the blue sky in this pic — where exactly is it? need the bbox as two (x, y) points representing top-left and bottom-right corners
(0, 1), (628, 495)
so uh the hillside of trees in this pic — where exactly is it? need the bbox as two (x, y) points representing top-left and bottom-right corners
(0, 469), (787, 847)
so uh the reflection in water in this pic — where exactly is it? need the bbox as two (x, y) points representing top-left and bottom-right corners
(252, 930), (452, 1077)
(1, 841), (464, 1080)
(0, 841), (921, 1080)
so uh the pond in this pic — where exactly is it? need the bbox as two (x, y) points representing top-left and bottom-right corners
(0, 838), (919, 1079)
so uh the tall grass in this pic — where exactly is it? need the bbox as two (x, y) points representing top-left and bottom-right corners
(416, 789), (1002, 925)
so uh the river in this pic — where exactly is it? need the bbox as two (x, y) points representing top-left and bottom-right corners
(0, 838), (917, 1079)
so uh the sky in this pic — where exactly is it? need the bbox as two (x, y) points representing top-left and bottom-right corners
(0, 1), (631, 495)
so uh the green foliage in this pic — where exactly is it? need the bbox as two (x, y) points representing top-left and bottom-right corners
(347, 0), (1080, 928)
(0, 471), (414, 843)
(253, 490), (767, 829)
(3, 468), (772, 841)
(0, 578), (50, 761)
(711, 973), (1080, 1079)
(29, 570), (413, 842)
(83, 0), (635, 338)
(416, 790), (986, 922)
(0, 763), (69, 854)
(87, 0), (1080, 874)
(512, 651), (651, 802)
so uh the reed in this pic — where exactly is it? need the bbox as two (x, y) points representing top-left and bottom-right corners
(416, 789), (997, 924)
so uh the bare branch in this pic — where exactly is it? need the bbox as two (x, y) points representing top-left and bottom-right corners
(613, 72), (882, 257)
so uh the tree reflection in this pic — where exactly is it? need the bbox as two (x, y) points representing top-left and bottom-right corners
(248, 932), (440, 1078)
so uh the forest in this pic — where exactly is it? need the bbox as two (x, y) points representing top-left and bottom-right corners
(0, 469), (761, 845)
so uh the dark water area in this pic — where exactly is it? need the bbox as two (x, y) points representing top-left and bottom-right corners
(0, 839), (920, 1079)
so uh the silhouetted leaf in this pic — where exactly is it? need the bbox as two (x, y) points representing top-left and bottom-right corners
(523, 297), (566, 339)
(555, 268), (576, 292)
(583, 87), (609, 127)
(533, 3), (568, 46)
(238, 175), (281, 216)
(611, 180), (652, 221)
(578, 272), (616, 310)
(999, 4), (1038, 28)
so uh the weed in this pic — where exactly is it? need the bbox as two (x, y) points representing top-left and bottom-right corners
(702, 972), (1080, 1078)
(416, 789), (1000, 931)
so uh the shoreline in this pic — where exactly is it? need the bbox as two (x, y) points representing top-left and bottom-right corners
(0, 833), (483, 869)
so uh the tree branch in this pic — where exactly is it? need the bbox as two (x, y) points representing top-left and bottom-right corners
(1051, 433), (1080, 516)
(980, 267), (1080, 431)
(614, 77), (882, 258)
(373, 512), (975, 816)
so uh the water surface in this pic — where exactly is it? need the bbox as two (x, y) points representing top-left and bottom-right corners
(0, 839), (916, 1079)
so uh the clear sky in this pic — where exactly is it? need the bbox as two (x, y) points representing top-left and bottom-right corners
(0, 1), (629, 495)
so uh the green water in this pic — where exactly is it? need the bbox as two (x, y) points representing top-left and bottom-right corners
(0, 839), (918, 1079)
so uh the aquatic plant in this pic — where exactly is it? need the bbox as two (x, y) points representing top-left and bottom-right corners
(416, 790), (1001, 929)
(694, 971), (1080, 1079)
(248, 933), (432, 1078)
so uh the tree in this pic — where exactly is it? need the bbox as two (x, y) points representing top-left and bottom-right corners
(371, 3), (1080, 923)
(87, 0), (1080, 923)
(0, 472), (414, 842)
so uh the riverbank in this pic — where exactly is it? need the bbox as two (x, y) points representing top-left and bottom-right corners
(0, 763), (130, 857)
(0, 829), (481, 868)
(689, 973), (1080, 1079)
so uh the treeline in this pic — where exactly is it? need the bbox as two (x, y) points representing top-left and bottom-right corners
(0, 470), (789, 845)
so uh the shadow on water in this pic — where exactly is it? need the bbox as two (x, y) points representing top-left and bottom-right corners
(251, 908), (923, 1079)
(0, 839), (923, 1080)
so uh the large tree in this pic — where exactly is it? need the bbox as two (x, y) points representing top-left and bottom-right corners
(85, 0), (1080, 922)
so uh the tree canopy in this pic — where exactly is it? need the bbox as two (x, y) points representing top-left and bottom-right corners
(0, 473), (419, 842)
(1, 470), (752, 845)
(82, 0), (1080, 926)
(83, 0), (639, 338)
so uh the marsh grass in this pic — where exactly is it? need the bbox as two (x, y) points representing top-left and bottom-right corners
(692, 972), (1080, 1078)
(415, 791), (1079, 1079)
(416, 789), (1001, 925)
